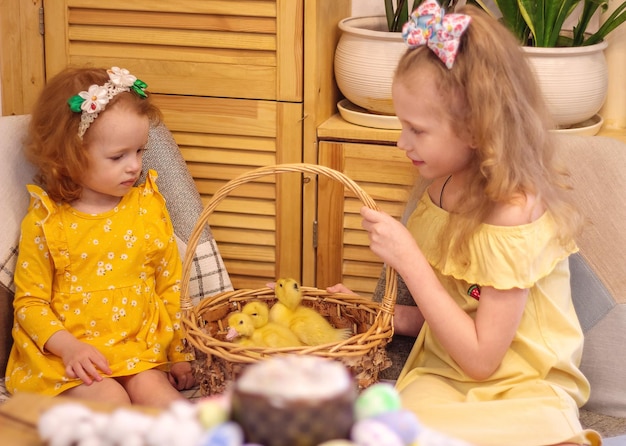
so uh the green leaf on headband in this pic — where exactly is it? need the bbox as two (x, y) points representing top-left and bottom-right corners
(67, 95), (84, 112)
(132, 79), (148, 98)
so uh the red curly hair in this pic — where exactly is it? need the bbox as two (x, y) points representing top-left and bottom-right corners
(25, 66), (162, 203)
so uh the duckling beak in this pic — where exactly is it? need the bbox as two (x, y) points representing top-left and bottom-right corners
(225, 327), (239, 341)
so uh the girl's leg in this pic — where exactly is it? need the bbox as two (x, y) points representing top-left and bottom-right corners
(117, 369), (184, 408)
(60, 378), (131, 406)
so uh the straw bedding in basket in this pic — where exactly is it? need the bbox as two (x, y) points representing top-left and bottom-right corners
(180, 164), (398, 396)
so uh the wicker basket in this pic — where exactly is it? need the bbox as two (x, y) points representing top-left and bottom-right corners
(180, 163), (398, 395)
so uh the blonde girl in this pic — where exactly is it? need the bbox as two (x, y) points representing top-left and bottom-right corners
(330, 1), (599, 444)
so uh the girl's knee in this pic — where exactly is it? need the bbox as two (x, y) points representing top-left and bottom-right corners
(60, 379), (131, 405)
(118, 368), (169, 388)
(118, 369), (183, 408)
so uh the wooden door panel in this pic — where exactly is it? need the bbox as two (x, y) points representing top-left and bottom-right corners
(0, 0), (45, 115)
(153, 95), (279, 138)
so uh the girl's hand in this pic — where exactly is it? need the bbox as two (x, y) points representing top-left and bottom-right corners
(45, 330), (111, 385)
(360, 206), (420, 275)
(326, 283), (357, 295)
(169, 361), (195, 390)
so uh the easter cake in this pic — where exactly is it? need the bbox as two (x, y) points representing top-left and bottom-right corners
(231, 354), (356, 446)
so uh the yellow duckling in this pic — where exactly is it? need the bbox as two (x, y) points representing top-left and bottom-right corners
(269, 278), (352, 346)
(241, 301), (303, 347)
(225, 312), (258, 346)
(241, 301), (274, 329)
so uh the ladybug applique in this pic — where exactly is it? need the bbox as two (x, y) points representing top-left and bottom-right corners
(467, 284), (481, 300)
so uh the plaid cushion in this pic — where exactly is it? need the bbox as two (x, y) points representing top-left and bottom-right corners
(0, 115), (36, 291)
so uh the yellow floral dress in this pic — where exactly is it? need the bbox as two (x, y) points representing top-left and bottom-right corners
(5, 170), (193, 396)
(395, 193), (601, 446)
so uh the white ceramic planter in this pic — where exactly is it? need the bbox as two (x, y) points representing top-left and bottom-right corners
(523, 41), (608, 128)
(334, 16), (407, 116)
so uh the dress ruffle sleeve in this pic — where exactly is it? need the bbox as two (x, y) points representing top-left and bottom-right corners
(13, 186), (69, 350)
(139, 170), (193, 363)
(412, 195), (578, 291)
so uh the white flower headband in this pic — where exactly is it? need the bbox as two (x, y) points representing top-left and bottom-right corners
(67, 67), (148, 139)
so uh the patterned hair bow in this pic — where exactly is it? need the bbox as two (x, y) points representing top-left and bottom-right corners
(402, 0), (471, 69)
(67, 67), (148, 139)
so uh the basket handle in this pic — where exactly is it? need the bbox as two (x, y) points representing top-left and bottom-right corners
(180, 163), (398, 319)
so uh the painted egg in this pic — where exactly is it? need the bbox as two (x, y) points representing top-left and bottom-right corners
(199, 421), (244, 446)
(354, 383), (403, 420)
(351, 419), (405, 446)
(372, 409), (422, 444)
(197, 399), (230, 430)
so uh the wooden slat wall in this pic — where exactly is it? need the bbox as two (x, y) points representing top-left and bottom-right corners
(318, 142), (416, 297)
(0, 0), (45, 115)
(44, 1), (296, 101)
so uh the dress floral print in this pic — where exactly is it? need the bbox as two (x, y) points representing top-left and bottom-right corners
(5, 170), (193, 396)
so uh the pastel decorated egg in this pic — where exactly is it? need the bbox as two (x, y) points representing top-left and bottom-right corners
(372, 409), (422, 445)
(197, 398), (230, 430)
(199, 421), (244, 446)
(354, 383), (402, 420)
(351, 418), (405, 446)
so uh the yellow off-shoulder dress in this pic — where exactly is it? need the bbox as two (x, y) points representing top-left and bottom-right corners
(395, 193), (601, 446)
(5, 170), (193, 396)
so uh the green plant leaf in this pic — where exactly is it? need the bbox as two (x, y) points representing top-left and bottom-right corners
(385, 0), (396, 31)
(481, 0), (623, 47)
(551, 0), (581, 46)
(517, 0), (540, 44)
(517, 0), (582, 46)
(572, 0), (603, 45)
(493, 0), (531, 43)
(395, 0), (410, 31)
(584, 0), (626, 45)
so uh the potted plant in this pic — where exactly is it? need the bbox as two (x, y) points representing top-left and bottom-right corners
(334, 0), (457, 117)
(476, 0), (626, 128)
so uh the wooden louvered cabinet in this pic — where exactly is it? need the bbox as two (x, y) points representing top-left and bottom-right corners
(314, 115), (416, 297)
(38, 1), (349, 289)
